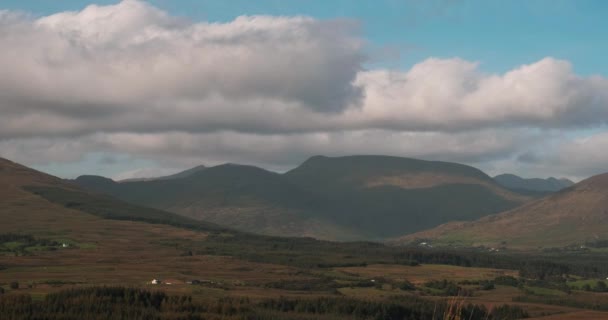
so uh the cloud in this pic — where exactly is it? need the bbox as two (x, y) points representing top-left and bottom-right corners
(1, 1), (608, 139)
(0, 0), (365, 138)
(546, 131), (608, 178)
(351, 58), (608, 131)
(1, 1), (608, 179)
(0, 128), (539, 175)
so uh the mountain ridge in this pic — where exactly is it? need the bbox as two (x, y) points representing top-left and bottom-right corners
(494, 173), (574, 193)
(72, 155), (532, 241)
(118, 165), (208, 183)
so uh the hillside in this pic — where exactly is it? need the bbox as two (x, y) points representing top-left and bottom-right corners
(395, 172), (608, 249)
(73, 155), (531, 240)
(494, 174), (574, 193)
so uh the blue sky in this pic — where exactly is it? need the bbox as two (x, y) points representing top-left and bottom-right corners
(4, 0), (607, 76)
(1, 0), (608, 180)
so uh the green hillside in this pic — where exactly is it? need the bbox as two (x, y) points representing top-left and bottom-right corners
(73, 155), (531, 240)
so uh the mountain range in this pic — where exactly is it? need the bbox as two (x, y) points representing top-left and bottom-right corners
(494, 173), (574, 194)
(2, 155), (606, 249)
(73, 155), (531, 241)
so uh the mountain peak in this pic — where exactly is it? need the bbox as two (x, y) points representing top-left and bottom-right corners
(289, 155), (494, 183)
(75, 175), (117, 184)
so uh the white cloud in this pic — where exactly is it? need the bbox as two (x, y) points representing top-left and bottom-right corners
(547, 131), (608, 179)
(0, 0), (365, 138)
(347, 58), (608, 131)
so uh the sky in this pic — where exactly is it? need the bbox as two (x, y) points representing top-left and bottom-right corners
(0, 0), (607, 181)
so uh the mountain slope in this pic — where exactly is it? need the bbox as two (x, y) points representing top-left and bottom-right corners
(494, 173), (574, 193)
(73, 155), (531, 240)
(395, 173), (608, 249)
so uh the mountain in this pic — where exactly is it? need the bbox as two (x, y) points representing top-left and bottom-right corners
(75, 164), (359, 240)
(73, 155), (531, 240)
(118, 165), (207, 182)
(283, 155), (530, 238)
(156, 164), (207, 180)
(494, 173), (574, 193)
(394, 172), (608, 249)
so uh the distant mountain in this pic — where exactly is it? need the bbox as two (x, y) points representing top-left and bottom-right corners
(73, 155), (531, 241)
(118, 165), (207, 182)
(494, 173), (574, 193)
(394, 172), (608, 249)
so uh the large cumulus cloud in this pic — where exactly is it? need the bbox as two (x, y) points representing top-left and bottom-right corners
(354, 58), (608, 131)
(0, 0), (365, 139)
(1, 0), (608, 179)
